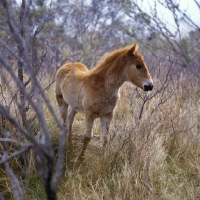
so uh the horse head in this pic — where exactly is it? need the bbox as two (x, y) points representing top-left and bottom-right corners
(125, 44), (153, 91)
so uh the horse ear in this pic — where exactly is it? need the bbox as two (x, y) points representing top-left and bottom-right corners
(128, 44), (139, 55)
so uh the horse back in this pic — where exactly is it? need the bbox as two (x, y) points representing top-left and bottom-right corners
(55, 62), (88, 96)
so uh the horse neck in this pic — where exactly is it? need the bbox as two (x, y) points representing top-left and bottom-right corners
(92, 55), (127, 92)
(106, 63), (126, 90)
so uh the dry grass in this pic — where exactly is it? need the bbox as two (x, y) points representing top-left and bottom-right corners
(1, 65), (200, 200)
(54, 68), (200, 200)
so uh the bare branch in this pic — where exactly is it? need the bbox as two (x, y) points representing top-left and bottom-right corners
(52, 128), (68, 190)
(4, 161), (23, 200)
(0, 138), (32, 147)
(0, 145), (32, 164)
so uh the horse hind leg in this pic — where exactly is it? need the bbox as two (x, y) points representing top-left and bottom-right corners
(67, 107), (77, 143)
(56, 94), (68, 125)
(67, 107), (77, 131)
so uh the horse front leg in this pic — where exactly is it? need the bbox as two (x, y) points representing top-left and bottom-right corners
(100, 112), (113, 151)
(78, 115), (95, 161)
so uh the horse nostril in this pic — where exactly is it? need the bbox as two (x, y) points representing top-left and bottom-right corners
(144, 84), (153, 91)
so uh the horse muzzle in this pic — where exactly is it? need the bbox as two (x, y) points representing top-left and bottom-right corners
(144, 83), (153, 91)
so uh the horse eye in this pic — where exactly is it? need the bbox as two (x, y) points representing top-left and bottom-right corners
(136, 64), (142, 69)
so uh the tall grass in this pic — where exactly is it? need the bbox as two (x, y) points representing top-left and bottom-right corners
(1, 62), (200, 199)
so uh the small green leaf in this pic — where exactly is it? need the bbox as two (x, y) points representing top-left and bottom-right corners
(0, 30), (6, 36)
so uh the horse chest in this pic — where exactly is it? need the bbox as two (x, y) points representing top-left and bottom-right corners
(102, 94), (118, 108)
(83, 92), (118, 117)
(100, 99), (117, 115)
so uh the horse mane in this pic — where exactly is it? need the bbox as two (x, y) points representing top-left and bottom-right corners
(97, 47), (128, 67)
(91, 47), (127, 74)
(91, 46), (142, 75)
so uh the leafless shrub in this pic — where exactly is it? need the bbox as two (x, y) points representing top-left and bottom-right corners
(0, 1), (67, 199)
(120, 0), (200, 77)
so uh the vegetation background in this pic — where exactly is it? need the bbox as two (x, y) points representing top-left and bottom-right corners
(0, 0), (200, 199)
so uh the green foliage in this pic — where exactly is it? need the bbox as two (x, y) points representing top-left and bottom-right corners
(181, 38), (190, 63)
(135, 12), (151, 25)
(63, 51), (69, 58)
(0, 30), (6, 36)
(28, 174), (46, 199)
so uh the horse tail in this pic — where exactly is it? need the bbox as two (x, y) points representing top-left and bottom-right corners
(55, 65), (68, 106)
